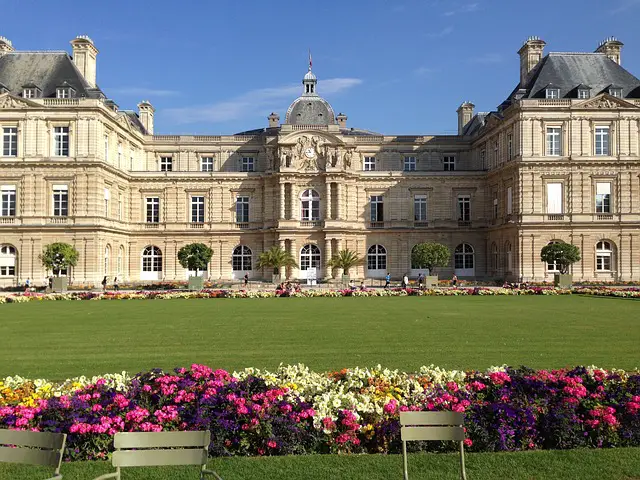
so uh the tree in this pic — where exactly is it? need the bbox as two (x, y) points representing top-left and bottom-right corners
(411, 242), (451, 275)
(177, 243), (213, 276)
(40, 242), (79, 277)
(327, 249), (362, 276)
(256, 245), (298, 276)
(540, 242), (581, 274)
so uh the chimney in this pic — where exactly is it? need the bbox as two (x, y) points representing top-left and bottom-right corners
(518, 36), (546, 85)
(137, 101), (155, 135)
(456, 101), (474, 135)
(596, 37), (623, 65)
(0, 36), (14, 56)
(70, 35), (99, 88)
(268, 112), (280, 128)
(336, 113), (347, 128)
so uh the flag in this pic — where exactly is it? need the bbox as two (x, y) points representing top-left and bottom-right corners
(308, 50), (312, 70)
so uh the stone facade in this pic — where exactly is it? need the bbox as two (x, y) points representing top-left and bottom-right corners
(0, 35), (639, 286)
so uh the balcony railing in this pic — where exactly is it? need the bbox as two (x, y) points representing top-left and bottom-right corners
(595, 214), (613, 221)
(48, 217), (69, 224)
(189, 223), (205, 229)
(235, 222), (249, 229)
(458, 220), (471, 227)
(144, 223), (160, 229)
(299, 220), (323, 228)
(0, 217), (15, 224)
(413, 221), (429, 228)
(547, 214), (565, 221)
(368, 221), (385, 229)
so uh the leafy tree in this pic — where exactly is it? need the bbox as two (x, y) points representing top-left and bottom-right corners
(178, 243), (213, 276)
(327, 249), (362, 276)
(540, 242), (581, 274)
(411, 242), (451, 275)
(40, 242), (79, 277)
(256, 245), (298, 276)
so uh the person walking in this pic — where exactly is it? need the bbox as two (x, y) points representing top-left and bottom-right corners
(24, 278), (31, 292)
(452, 274), (458, 287)
(113, 276), (119, 292)
(402, 274), (409, 289)
(417, 273), (424, 289)
(384, 272), (391, 289)
(101, 276), (108, 291)
(243, 273), (249, 288)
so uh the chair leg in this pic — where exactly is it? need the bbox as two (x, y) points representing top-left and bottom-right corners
(402, 440), (409, 480)
(459, 441), (467, 480)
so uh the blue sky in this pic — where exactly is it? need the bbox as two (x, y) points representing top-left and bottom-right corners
(3, 0), (640, 135)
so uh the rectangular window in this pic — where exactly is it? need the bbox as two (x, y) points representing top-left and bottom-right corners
(494, 142), (499, 165)
(0, 266), (15, 276)
(507, 187), (513, 215)
(117, 143), (123, 166)
(201, 157), (214, 172)
(104, 135), (109, 161)
(118, 193), (123, 220)
(363, 156), (376, 171)
(370, 195), (383, 222)
(546, 127), (562, 156)
(595, 127), (610, 156)
(458, 195), (470, 222)
(578, 89), (589, 99)
(546, 183), (563, 214)
(480, 149), (486, 169)
(104, 188), (110, 217)
(546, 88), (560, 99)
(53, 127), (69, 157)
(52, 185), (68, 216)
(609, 88), (622, 98)
(236, 196), (250, 223)
(403, 156), (416, 171)
(507, 133), (513, 160)
(1, 185), (16, 216)
(414, 195), (427, 222)
(595, 182), (611, 213)
(160, 156), (173, 171)
(493, 198), (498, 219)
(2, 127), (17, 157)
(23, 88), (35, 99)
(241, 157), (254, 172)
(56, 88), (71, 99)
(146, 197), (159, 223)
(443, 156), (455, 171)
(191, 196), (205, 223)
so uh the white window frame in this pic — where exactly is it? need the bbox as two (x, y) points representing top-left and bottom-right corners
(232, 245), (252, 271)
(53, 126), (70, 157)
(596, 241), (613, 271)
(414, 195), (427, 222)
(160, 156), (173, 172)
(545, 88), (560, 99)
(241, 156), (255, 172)
(191, 196), (205, 223)
(52, 185), (68, 217)
(142, 246), (162, 273)
(457, 195), (470, 222)
(236, 196), (250, 223)
(370, 195), (383, 222)
(0, 245), (16, 277)
(507, 134), (513, 159)
(363, 156), (376, 171)
(595, 182), (611, 213)
(2, 127), (17, 157)
(578, 89), (589, 99)
(104, 188), (110, 217)
(145, 197), (160, 223)
(23, 88), (35, 99)
(367, 245), (387, 271)
(595, 126), (610, 156)
(1, 185), (16, 217)
(546, 126), (562, 156)
(443, 156), (455, 171)
(609, 88), (622, 98)
(546, 182), (563, 214)
(300, 244), (321, 271)
(300, 189), (320, 221)
(403, 156), (416, 172)
(56, 87), (71, 99)
(201, 157), (214, 172)
(493, 197), (498, 219)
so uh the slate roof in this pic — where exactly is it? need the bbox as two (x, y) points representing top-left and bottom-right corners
(285, 95), (336, 126)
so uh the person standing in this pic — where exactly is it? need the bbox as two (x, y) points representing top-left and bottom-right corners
(402, 274), (409, 289)
(243, 273), (249, 288)
(24, 278), (31, 292)
(417, 273), (424, 289)
(113, 276), (119, 292)
(101, 276), (108, 291)
(452, 274), (458, 287)
(385, 272), (391, 289)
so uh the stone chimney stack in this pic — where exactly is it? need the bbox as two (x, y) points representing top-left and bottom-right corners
(457, 102), (474, 135)
(336, 113), (347, 128)
(268, 112), (280, 128)
(137, 101), (155, 135)
(70, 35), (99, 88)
(0, 36), (14, 56)
(596, 37), (623, 65)
(518, 36), (546, 85)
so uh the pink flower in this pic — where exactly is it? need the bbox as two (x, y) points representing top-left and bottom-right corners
(267, 440), (277, 448)
(383, 399), (398, 415)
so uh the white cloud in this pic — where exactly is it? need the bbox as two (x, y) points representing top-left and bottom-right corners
(426, 26), (454, 38)
(108, 87), (180, 97)
(443, 2), (479, 16)
(414, 66), (438, 77)
(611, 0), (640, 13)
(469, 53), (503, 64)
(163, 78), (362, 124)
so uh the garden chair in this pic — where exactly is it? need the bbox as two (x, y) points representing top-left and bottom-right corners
(92, 430), (223, 480)
(0, 429), (67, 479)
(400, 411), (467, 480)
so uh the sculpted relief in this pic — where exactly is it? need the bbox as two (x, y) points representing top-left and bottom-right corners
(276, 135), (357, 171)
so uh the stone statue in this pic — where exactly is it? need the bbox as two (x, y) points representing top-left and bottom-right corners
(343, 149), (353, 169)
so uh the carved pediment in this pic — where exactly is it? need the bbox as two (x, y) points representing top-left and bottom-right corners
(574, 93), (638, 110)
(0, 93), (38, 109)
(117, 114), (133, 132)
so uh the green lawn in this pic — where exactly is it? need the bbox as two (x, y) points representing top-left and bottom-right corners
(0, 295), (638, 379)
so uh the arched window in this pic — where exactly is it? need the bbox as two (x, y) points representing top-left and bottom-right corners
(367, 245), (387, 271)
(104, 245), (111, 275)
(505, 241), (513, 272)
(300, 189), (320, 221)
(142, 246), (162, 272)
(596, 241), (613, 271)
(454, 243), (474, 270)
(546, 240), (561, 272)
(300, 244), (321, 270)
(232, 245), (252, 271)
(117, 246), (124, 275)
(0, 245), (16, 277)
(491, 242), (498, 271)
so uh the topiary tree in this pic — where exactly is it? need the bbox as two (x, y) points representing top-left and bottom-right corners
(256, 245), (298, 277)
(327, 249), (362, 276)
(40, 242), (79, 277)
(177, 243), (213, 276)
(411, 242), (451, 275)
(540, 242), (581, 274)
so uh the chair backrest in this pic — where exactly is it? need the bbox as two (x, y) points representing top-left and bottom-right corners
(112, 431), (211, 467)
(0, 429), (67, 470)
(399, 411), (465, 442)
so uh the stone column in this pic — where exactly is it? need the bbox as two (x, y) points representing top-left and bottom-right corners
(324, 237), (333, 280)
(325, 181), (332, 220)
(289, 239), (298, 279)
(290, 184), (297, 220)
(336, 183), (343, 220)
(279, 182), (285, 219)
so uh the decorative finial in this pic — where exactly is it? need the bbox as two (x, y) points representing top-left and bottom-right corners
(308, 49), (312, 71)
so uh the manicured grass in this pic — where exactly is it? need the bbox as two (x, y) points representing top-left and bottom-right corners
(1, 449), (640, 479)
(0, 296), (638, 379)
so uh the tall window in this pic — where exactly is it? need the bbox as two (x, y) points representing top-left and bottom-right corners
(370, 195), (384, 222)
(493, 198), (498, 219)
(118, 193), (123, 220)
(104, 134), (109, 161)
(142, 246), (162, 273)
(1, 185), (16, 216)
(443, 156), (455, 171)
(507, 133), (513, 160)
(236, 196), (249, 223)
(191, 196), (205, 223)
(300, 244), (321, 271)
(546, 127), (562, 156)
(363, 156), (376, 171)
(117, 246), (124, 275)
(104, 188), (110, 217)
(404, 156), (416, 171)
(232, 245), (252, 271)
(104, 245), (111, 275)
(491, 243), (498, 271)
(546, 183), (563, 214)
(160, 156), (173, 172)
(241, 157), (255, 172)
(146, 197), (160, 223)
(596, 241), (613, 271)
(595, 127), (610, 156)
(505, 241), (513, 272)
(201, 157), (214, 172)
(507, 187), (513, 215)
(53, 127), (69, 157)
(0, 245), (16, 277)
(414, 195), (427, 222)
(454, 243), (474, 269)
(117, 143), (123, 167)
(480, 149), (486, 169)
(367, 245), (387, 270)
(458, 195), (470, 222)
(301, 189), (320, 221)
(595, 183), (611, 213)
(2, 127), (17, 157)
(52, 185), (68, 216)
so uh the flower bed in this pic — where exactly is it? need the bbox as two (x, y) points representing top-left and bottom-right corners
(1, 364), (638, 460)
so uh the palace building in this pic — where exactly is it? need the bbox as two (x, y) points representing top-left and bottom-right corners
(0, 34), (639, 285)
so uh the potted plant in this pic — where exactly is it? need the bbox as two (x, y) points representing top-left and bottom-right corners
(40, 242), (79, 292)
(177, 243), (213, 291)
(327, 249), (361, 284)
(540, 242), (581, 288)
(411, 242), (451, 287)
(256, 245), (298, 284)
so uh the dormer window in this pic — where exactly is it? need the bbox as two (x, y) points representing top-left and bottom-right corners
(578, 89), (590, 99)
(56, 87), (73, 99)
(545, 88), (560, 99)
(23, 88), (36, 99)
(609, 87), (622, 98)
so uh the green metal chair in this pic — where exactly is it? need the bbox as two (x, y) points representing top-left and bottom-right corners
(92, 430), (222, 480)
(0, 429), (67, 479)
(400, 411), (467, 480)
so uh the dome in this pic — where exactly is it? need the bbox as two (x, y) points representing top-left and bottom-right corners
(303, 70), (317, 81)
(285, 96), (336, 125)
